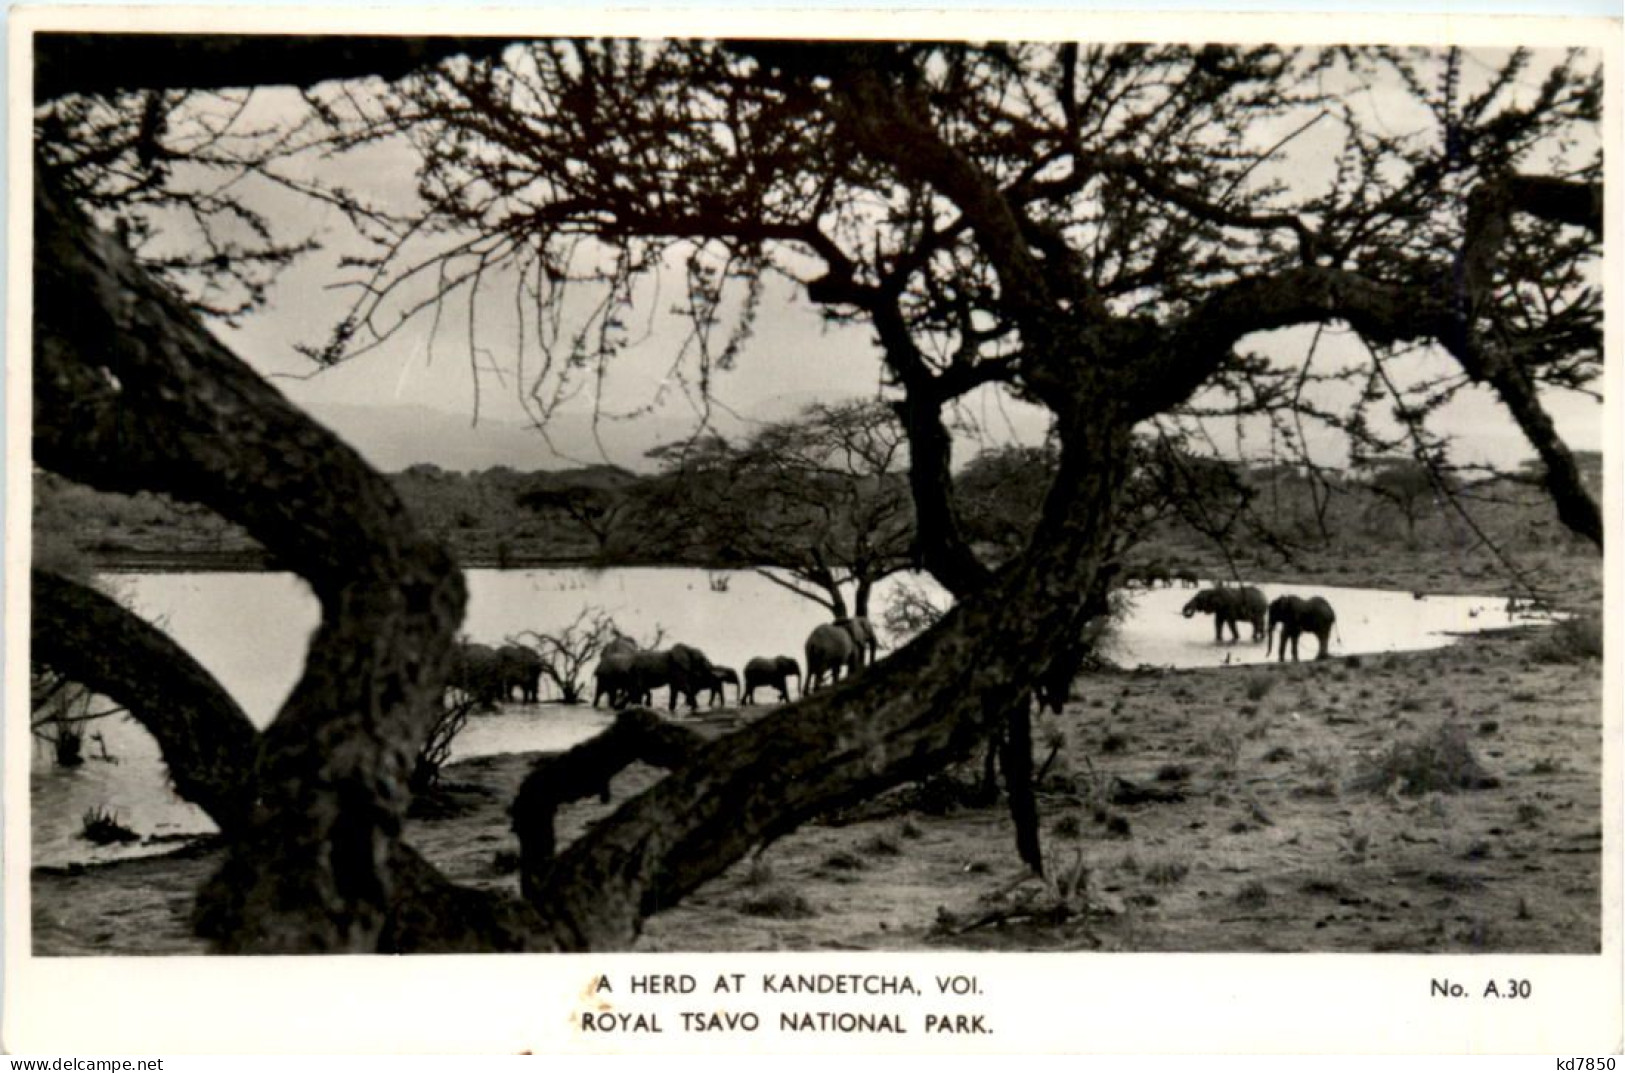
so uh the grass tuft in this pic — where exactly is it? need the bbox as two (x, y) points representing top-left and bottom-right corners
(80, 806), (138, 846)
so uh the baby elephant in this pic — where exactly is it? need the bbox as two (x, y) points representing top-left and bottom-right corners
(704, 666), (741, 707)
(743, 656), (801, 704)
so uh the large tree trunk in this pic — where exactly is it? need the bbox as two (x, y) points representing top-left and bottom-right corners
(33, 172), (467, 952)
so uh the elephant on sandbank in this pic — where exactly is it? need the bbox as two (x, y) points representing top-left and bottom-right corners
(1128, 560), (1171, 588)
(1266, 595), (1337, 662)
(742, 655), (800, 704)
(1183, 585), (1267, 643)
(805, 617), (880, 692)
(704, 665), (740, 707)
(841, 615), (878, 669)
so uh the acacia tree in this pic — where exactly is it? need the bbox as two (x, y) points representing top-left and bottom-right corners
(641, 399), (914, 619)
(31, 35), (1602, 952)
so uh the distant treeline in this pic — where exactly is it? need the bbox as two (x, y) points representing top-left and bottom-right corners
(33, 449), (1600, 579)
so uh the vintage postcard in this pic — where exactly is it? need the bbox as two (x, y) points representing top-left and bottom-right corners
(5, 4), (1620, 1055)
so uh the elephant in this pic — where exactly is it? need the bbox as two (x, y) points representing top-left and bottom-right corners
(1266, 595), (1337, 662)
(447, 641), (504, 710)
(496, 643), (544, 703)
(618, 643), (717, 711)
(838, 615), (879, 669)
(703, 665), (740, 707)
(805, 620), (869, 693)
(1128, 560), (1171, 588)
(1183, 585), (1267, 643)
(742, 655), (801, 704)
(592, 649), (638, 708)
(1172, 566), (1201, 589)
(591, 635), (643, 708)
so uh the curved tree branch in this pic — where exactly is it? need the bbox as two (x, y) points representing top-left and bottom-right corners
(30, 568), (260, 833)
(34, 171), (468, 951)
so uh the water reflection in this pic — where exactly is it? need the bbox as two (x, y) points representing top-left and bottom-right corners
(29, 569), (1545, 867)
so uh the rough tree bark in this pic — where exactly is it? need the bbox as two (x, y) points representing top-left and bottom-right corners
(31, 568), (260, 833)
(34, 171), (468, 951)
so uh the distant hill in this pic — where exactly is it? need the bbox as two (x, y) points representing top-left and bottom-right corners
(296, 400), (732, 474)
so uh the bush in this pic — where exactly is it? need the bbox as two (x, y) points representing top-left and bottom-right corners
(739, 887), (815, 919)
(1350, 722), (1498, 796)
(1528, 615), (1602, 663)
(410, 697), (474, 796)
(81, 806), (138, 845)
(1144, 859), (1189, 886)
(879, 580), (946, 649)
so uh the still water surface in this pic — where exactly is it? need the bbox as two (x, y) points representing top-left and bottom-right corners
(31, 567), (1539, 867)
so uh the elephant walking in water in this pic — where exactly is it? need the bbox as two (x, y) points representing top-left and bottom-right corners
(591, 635), (640, 708)
(1266, 595), (1337, 661)
(742, 655), (800, 704)
(625, 643), (717, 711)
(448, 641), (505, 710)
(496, 643), (544, 703)
(1183, 586), (1267, 643)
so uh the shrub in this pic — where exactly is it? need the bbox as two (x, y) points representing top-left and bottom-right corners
(1144, 859), (1189, 886)
(740, 887), (815, 919)
(1234, 880), (1270, 908)
(904, 770), (985, 815)
(1155, 763), (1192, 783)
(1243, 673), (1275, 702)
(80, 806), (138, 845)
(1528, 615), (1602, 663)
(410, 696), (474, 796)
(879, 580), (946, 649)
(1350, 722), (1498, 796)
(859, 834), (903, 858)
(821, 849), (867, 872)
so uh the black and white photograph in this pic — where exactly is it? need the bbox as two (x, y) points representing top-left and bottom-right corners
(5, 7), (1619, 1055)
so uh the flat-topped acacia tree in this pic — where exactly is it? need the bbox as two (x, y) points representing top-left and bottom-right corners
(30, 35), (1601, 951)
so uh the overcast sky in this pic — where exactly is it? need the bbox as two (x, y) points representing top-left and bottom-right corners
(196, 44), (1602, 475)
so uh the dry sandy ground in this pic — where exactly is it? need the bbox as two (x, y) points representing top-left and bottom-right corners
(31, 617), (1603, 956)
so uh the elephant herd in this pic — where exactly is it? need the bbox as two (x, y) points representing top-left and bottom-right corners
(1181, 585), (1338, 661)
(588, 615), (881, 713)
(446, 642), (543, 709)
(450, 580), (1337, 718)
